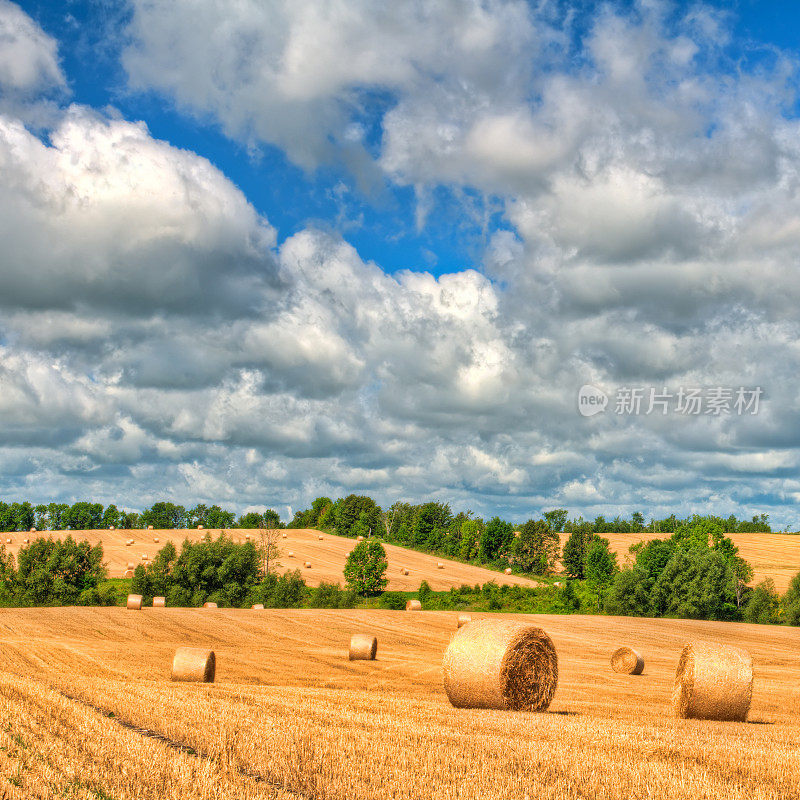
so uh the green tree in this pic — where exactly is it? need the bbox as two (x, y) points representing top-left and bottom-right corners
(604, 567), (652, 617)
(512, 519), (559, 574)
(630, 512), (645, 531)
(477, 516), (513, 562)
(102, 504), (121, 529)
(335, 495), (381, 538)
(561, 525), (593, 579)
(783, 570), (800, 626)
(585, 537), (618, 584)
(458, 519), (481, 561)
(418, 580), (433, 607)
(343, 539), (388, 595)
(543, 509), (568, 533)
(140, 502), (187, 530)
(744, 578), (780, 624)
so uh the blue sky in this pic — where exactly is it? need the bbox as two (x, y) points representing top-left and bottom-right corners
(3, 0), (800, 527)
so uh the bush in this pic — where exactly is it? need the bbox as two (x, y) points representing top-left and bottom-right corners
(744, 578), (780, 624)
(343, 539), (388, 595)
(98, 584), (118, 606)
(309, 581), (357, 609)
(418, 580), (432, 606)
(378, 591), (407, 610)
(784, 570), (800, 625)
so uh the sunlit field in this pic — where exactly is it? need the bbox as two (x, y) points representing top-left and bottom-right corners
(1, 607), (799, 799)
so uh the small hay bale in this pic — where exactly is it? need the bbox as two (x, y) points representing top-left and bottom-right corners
(282, 533), (287, 538)
(251, 603), (264, 610)
(356, 535), (364, 541)
(5, 538), (11, 544)
(288, 551), (294, 557)
(245, 533), (250, 540)
(457, 614), (472, 628)
(401, 568), (409, 576)
(124, 569), (133, 578)
(349, 634), (378, 661)
(197, 524), (203, 530)
(504, 568), (512, 575)
(30, 527), (36, 532)
(203, 602), (218, 609)
(171, 647), (215, 683)
(126, 562), (134, 570)
(406, 599), (422, 611)
(672, 641), (753, 722)
(443, 619), (558, 711)
(437, 562), (444, 569)
(153, 596), (166, 608)
(304, 561), (312, 568)
(22, 538), (28, 544)
(126, 594), (143, 610)
(318, 535), (324, 540)
(153, 537), (159, 543)
(147, 525), (154, 530)
(611, 646), (644, 675)
(141, 553), (148, 560)
(126, 539), (133, 546)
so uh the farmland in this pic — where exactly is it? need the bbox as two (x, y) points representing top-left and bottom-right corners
(1, 606), (799, 798)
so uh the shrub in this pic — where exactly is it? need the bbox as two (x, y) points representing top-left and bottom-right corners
(378, 591), (407, 610)
(344, 539), (388, 595)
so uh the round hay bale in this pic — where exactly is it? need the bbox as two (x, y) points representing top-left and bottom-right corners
(611, 647), (644, 675)
(197, 524), (203, 530)
(124, 569), (133, 578)
(443, 619), (558, 711)
(457, 614), (472, 628)
(251, 603), (264, 610)
(126, 539), (133, 546)
(153, 537), (159, 543)
(356, 535), (364, 541)
(406, 599), (422, 611)
(282, 533), (287, 538)
(126, 562), (134, 570)
(126, 594), (142, 610)
(672, 641), (753, 722)
(22, 538), (28, 544)
(245, 533), (250, 540)
(437, 562), (444, 569)
(147, 525), (154, 530)
(349, 634), (378, 661)
(153, 596), (166, 608)
(171, 647), (215, 683)
(5, 538), (11, 544)
(141, 553), (148, 560)
(401, 568), (409, 576)
(318, 535), (324, 540)
(108, 525), (115, 530)
(288, 551), (294, 557)
(203, 602), (218, 609)
(504, 568), (512, 575)
(304, 561), (312, 568)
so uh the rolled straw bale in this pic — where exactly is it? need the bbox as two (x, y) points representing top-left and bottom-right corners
(203, 602), (218, 609)
(5, 538), (11, 544)
(672, 641), (753, 722)
(22, 538), (28, 544)
(245, 534), (250, 540)
(504, 568), (512, 575)
(282, 533), (287, 538)
(318, 535), (324, 540)
(457, 614), (472, 628)
(171, 647), (215, 683)
(108, 525), (115, 530)
(611, 647), (644, 675)
(126, 562), (134, 570)
(304, 561), (312, 568)
(356, 535), (364, 541)
(126, 539), (133, 546)
(153, 596), (166, 608)
(437, 562), (444, 569)
(288, 551), (294, 557)
(349, 634), (378, 661)
(141, 554), (148, 560)
(401, 568), (409, 576)
(197, 524), (203, 530)
(153, 537), (159, 543)
(124, 569), (133, 578)
(251, 603), (264, 610)
(147, 525), (154, 530)
(126, 594), (142, 610)
(406, 599), (422, 611)
(30, 527), (36, 532)
(443, 619), (558, 711)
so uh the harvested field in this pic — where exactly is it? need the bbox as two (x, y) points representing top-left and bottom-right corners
(0, 607), (799, 798)
(0, 528), (541, 589)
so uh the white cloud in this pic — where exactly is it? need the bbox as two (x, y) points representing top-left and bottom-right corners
(0, 1), (64, 93)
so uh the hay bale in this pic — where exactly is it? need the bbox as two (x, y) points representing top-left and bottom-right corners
(245, 533), (250, 540)
(356, 535), (364, 541)
(318, 535), (324, 540)
(349, 634), (378, 661)
(126, 539), (133, 546)
(124, 569), (133, 578)
(153, 596), (166, 608)
(406, 599), (422, 611)
(5, 538), (11, 544)
(282, 533), (287, 538)
(457, 614), (472, 628)
(251, 603), (264, 609)
(141, 553), (148, 560)
(203, 602), (218, 609)
(126, 594), (142, 610)
(672, 641), (753, 721)
(437, 562), (444, 569)
(126, 562), (134, 570)
(611, 646), (644, 675)
(153, 537), (159, 543)
(443, 619), (558, 711)
(22, 538), (28, 544)
(171, 647), (215, 683)
(30, 527), (36, 532)
(401, 568), (409, 576)
(304, 561), (312, 568)
(147, 525), (154, 530)
(504, 568), (512, 575)
(197, 524), (203, 530)
(288, 551), (294, 557)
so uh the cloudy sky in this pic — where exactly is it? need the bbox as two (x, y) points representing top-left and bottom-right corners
(2, 0), (799, 527)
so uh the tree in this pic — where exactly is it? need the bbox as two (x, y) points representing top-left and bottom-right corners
(335, 495), (381, 538)
(102, 504), (121, 529)
(562, 525), (593, 579)
(782, 570), (800, 626)
(630, 512), (645, 531)
(585, 537), (617, 584)
(458, 519), (481, 561)
(477, 517), (513, 562)
(140, 502), (187, 530)
(604, 567), (652, 617)
(744, 578), (780, 625)
(258, 524), (282, 575)
(343, 539), (388, 595)
(411, 502), (452, 550)
(513, 519), (559, 574)
(64, 502), (103, 530)
(543, 509), (568, 533)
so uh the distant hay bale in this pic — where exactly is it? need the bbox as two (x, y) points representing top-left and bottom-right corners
(457, 614), (472, 628)
(251, 603), (264, 609)
(153, 596), (165, 608)
(401, 568), (409, 576)
(147, 525), (154, 530)
(5, 538), (11, 544)
(672, 641), (753, 722)
(126, 539), (133, 546)
(443, 619), (558, 711)
(356, 535), (364, 541)
(108, 525), (115, 530)
(124, 569), (133, 578)
(153, 537), (159, 543)
(30, 527), (36, 532)
(171, 647), (215, 683)
(349, 634), (378, 661)
(197, 524), (203, 530)
(288, 551), (294, 557)
(611, 647), (644, 675)
(282, 533), (287, 538)
(504, 568), (512, 575)
(22, 538), (28, 544)
(141, 554), (148, 560)
(406, 599), (422, 611)
(126, 562), (134, 570)
(203, 601), (218, 608)
(304, 561), (312, 568)
(318, 535), (324, 540)
(245, 533), (250, 540)
(437, 562), (444, 569)
(126, 594), (142, 610)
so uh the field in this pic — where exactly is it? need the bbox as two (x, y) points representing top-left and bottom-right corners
(605, 531), (800, 591)
(1, 527), (541, 590)
(1, 606), (799, 799)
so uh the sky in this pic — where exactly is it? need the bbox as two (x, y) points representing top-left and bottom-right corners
(2, 0), (800, 527)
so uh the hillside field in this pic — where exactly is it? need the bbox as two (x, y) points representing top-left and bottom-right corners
(0, 527), (541, 590)
(0, 606), (799, 799)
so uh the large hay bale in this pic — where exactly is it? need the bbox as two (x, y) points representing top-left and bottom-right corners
(672, 641), (753, 722)
(203, 601), (218, 609)
(251, 603), (264, 609)
(153, 596), (166, 608)
(171, 647), (215, 683)
(442, 619), (558, 711)
(611, 646), (644, 675)
(126, 594), (142, 610)
(406, 599), (422, 611)
(457, 614), (472, 628)
(349, 634), (378, 661)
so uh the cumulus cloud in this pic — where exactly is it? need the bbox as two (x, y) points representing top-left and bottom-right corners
(0, 0), (63, 93)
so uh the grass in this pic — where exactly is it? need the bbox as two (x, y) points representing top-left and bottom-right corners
(0, 607), (799, 797)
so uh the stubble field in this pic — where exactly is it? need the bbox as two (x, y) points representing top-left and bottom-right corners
(0, 606), (799, 799)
